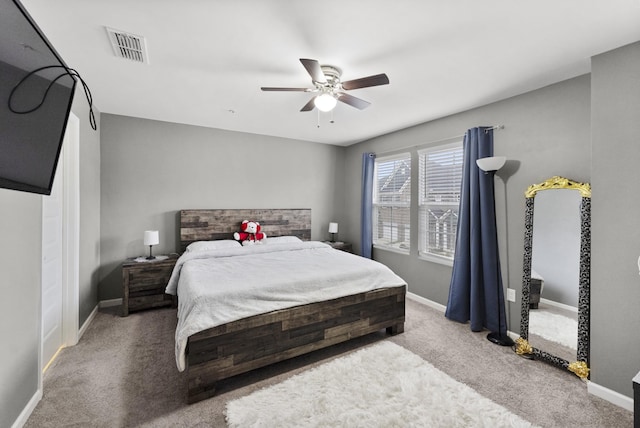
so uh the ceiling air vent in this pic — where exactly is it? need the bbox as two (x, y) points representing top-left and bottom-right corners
(106, 27), (149, 63)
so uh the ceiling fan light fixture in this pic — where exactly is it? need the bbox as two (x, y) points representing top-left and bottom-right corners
(261, 58), (388, 113)
(314, 93), (337, 112)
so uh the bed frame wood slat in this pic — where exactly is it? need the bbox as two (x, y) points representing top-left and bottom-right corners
(186, 285), (406, 403)
(180, 208), (311, 251)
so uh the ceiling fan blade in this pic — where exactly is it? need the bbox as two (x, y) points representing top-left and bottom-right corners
(341, 73), (389, 90)
(300, 97), (316, 112)
(337, 92), (371, 110)
(261, 87), (311, 92)
(300, 58), (327, 83)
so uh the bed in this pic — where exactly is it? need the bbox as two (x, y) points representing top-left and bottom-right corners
(168, 209), (407, 403)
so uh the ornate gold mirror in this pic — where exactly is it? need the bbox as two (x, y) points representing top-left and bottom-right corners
(516, 176), (590, 379)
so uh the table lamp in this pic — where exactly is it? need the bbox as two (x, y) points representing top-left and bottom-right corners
(144, 230), (159, 260)
(328, 222), (338, 242)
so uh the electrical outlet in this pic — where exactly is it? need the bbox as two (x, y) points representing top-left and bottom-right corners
(507, 288), (516, 302)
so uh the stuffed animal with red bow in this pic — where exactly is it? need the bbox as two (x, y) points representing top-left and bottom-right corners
(233, 220), (267, 245)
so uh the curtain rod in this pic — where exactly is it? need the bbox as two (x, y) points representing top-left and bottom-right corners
(485, 124), (504, 133)
(373, 124), (504, 157)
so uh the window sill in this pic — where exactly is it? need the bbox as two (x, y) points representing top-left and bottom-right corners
(418, 253), (454, 267)
(373, 244), (410, 256)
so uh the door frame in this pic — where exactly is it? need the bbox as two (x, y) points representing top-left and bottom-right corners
(39, 112), (80, 382)
(62, 112), (80, 348)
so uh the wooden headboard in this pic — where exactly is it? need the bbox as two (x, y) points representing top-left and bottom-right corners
(179, 209), (311, 252)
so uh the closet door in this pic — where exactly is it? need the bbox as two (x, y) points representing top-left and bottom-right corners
(42, 150), (64, 371)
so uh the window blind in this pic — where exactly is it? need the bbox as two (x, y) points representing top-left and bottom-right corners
(418, 143), (463, 260)
(373, 153), (411, 252)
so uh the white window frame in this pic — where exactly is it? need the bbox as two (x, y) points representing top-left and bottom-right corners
(418, 142), (463, 266)
(372, 152), (411, 254)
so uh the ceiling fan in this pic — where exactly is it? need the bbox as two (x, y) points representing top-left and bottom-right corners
(261, 58), (389, 112)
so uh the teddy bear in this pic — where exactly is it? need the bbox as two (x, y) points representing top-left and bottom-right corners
(233, 220), (267, 245)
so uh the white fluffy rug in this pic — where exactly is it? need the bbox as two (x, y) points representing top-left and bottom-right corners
(528, 309), (578, 350)
(225, 341), (536, 428)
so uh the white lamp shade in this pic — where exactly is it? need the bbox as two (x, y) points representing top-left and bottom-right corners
(314, 93), (338, 112)
(328, 222), (339, 234)
(143, 230), (159, 246)
(476, 156), (506, 172)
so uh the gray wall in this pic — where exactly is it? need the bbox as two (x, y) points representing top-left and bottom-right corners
(77, 95), (102, 326)
(342, 74), (591, 331)
(0, 190), (41, 428)
(339, 41), (640, 400)
(591, 41), (640, 397)
(1, 90), (101, 427)
(6, 42), (639, 427)
(99, 114), (343, 300)
(531, 189), (581, 306)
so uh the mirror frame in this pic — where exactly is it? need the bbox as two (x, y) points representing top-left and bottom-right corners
(516, 176), (591, 379)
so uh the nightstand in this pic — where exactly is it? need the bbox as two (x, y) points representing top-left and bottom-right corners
(122, 255), (178, 316)
(324, 241), (353, 253)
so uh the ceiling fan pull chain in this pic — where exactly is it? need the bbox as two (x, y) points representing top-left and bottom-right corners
(317, 109), (320, 128)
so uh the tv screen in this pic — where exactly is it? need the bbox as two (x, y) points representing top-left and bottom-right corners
(0, 0), (76, 195)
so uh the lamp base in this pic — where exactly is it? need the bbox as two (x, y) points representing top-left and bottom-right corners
(487, 332), (515, 347)
(146, 245), (155, 260)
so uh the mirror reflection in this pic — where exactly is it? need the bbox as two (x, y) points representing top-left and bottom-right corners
(529, 189), (581, 363)
(518, 176), (590, 378)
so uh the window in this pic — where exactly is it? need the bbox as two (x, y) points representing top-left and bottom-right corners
(373, 153), (411, 253)
(418, 142), (463, 262)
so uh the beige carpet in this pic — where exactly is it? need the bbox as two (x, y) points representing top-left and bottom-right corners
(25, 299), (633, 427)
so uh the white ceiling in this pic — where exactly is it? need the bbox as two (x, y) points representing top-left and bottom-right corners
(20, 0), (640, 146)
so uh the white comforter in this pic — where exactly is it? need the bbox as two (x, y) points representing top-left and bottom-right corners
(165, 241), (406, 371)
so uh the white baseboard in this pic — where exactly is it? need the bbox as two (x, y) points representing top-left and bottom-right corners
(408, 291), (633, 412)
(406, 292), (518, 338)
(587, 381), (634, 411)
(507, 330), (520, 340)
(11, 389), (42, 428)
(79, 299), (122, 340)
(539, 297), (578, 313)
(13, 303), (102, 427)
(407, 291), (447, 312)
(78, 304), (98, 341)
(78, 298), (123, 340)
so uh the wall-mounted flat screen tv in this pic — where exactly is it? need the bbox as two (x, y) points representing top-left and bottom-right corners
(1, 0), (77, 195)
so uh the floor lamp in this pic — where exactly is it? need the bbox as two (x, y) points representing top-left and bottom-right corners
(476, 156), (514, 347)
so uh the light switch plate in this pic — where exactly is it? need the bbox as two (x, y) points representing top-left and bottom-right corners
(507, 288), (516, 302)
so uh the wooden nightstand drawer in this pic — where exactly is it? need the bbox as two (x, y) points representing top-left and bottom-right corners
(128, 294), (173, 311)
(127, 266), (173, 291)
(122, 256), (178, 316)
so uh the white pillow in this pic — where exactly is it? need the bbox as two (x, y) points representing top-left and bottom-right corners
(185, 240), (241, 252)
(266, 236), (302, 244)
